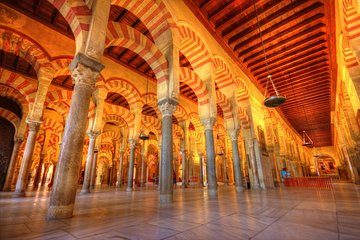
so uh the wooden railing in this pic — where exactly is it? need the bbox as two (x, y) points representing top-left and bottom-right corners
(283, 177), (333, 190)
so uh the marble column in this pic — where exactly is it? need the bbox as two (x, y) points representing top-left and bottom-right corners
(47, 62), (102, 220)
(33, 153), (46, 188)
(14, 121), (41, 196)
(90, 150), (98, 188)
(247, 139), (260, 189)
(117, 150), (124, 188)
(199, 153), (204, 187)
(201, 117), (217, 196)
(181, 148), (187, 188)
(81, 131), (99, 194)
(126, 139), (137, 192)
(41, 163), (51, 186)
(3, 137), (23, 192)
(158, 100), (177, 203)
(140, 144), (146, 187)
(229, 129), (243, 192)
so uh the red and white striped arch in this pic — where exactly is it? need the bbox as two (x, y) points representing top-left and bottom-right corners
(42, 118), (64, 134)
(101, 131), (121, 141)
(143, 115), (161, 131)
(173, 124), (184, 139)
(179, 67), (209, 107)
(104, 114), (128, 127)
(106, 22), (168, 83)
(342, 36), (359, 69)
(45, 89), (72, 106)
(47, 101), (70, 117)
(47, 0), (92, 52)
(105, 78), (142, 111)
(173, 104), (187, 122)
(0, 69), (37, 104)
(213, 57), (236, 90)
(111, 0), (175, 42)
(0, 107), (20, 130)
(216, 91), (232, 120)
(0, 28), (52, 74)
(0, 83), (29, 113)
(238, 107), (250, 130)
(236, 78), (250, 101)
(50, 57), (72, 77)
(178, 25), (212, 71)
(103, 103), (135, 128)
(342, 0), (360, 40)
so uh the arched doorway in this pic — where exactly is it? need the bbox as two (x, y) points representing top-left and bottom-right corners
(0, 117), (15, 190)
(314, 154), (339, 177)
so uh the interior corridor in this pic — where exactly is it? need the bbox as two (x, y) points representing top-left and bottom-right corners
(1, 184), (359, 240)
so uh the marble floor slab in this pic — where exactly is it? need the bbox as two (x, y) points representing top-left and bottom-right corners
(0, 183), (359, 240)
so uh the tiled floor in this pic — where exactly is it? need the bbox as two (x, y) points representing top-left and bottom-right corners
(0, 183), (359, 240)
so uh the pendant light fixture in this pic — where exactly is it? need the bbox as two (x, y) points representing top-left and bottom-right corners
(254, 1), (286, 108)
(139, 75), (149, 140)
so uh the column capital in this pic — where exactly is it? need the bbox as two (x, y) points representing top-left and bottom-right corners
(158, 99), (177, 117)
(87, 130), (100, 139)
(227, 128), (240, 141)
(26, 119), (41, 132)
(14, 136), (24, 143)
(71, 63), (99, 90)
(200, 117), (216, 130)
(129, 138), (137, 149)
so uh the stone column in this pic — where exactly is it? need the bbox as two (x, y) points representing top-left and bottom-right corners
(140, 143), (146, 187)
(117, 150), (124, 188)
(90, 150), (98, 188)
(81, 131), (99, 194)
(228, 129), (243, 192)
(126, 139), (137, 191)
(158, 100), (177, 203)
(33, 153), (46, 188)
(199, 153), (204, 187)
(47, 61), (102, 220)
(181, 147), (187, 188)
(3, 137), (23, 192)
(41, 163), (51, 186)
(14, 120), (41, 196)
(247, 139), (260, 189)
(201, 117), (217, 196)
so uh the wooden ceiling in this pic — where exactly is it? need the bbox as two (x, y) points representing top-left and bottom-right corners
(184, 0), (336, 146)
(2, 1), (337, 146)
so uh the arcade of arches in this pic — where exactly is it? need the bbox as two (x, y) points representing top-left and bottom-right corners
(0, 0), (359, 222)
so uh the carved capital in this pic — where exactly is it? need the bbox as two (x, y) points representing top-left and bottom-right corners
(129, 138), (137, 149)
(87, 130), (100, 139)
(26, 119), (41, 132)
(228, 129), (240, 141)
(14, 136), (23, 144)
(200, 117), (216, 130)
(71, 63), (99, 90)
(158, 100), (177, 117)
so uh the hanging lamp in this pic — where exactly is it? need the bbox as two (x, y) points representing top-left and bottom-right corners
(254, 1), (286, 108)
(139, 75), (149, 140)
(302, 130), (313, 148)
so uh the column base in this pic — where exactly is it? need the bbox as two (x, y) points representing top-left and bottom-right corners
(2, 186), (12, 192)
(13, 190), (25, 197)
(235, 186), (244, 192)
(80, 189), (90, 194)
(207, 189), (217, 198)
(353, 179), (360, 185)
(126, 187), (133, 192)
(47, 204), (74, 220)
(160, 193), (173, 204)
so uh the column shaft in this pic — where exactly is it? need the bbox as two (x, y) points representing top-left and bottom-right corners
(81, 133), (97, 193)
(33, 153), (46, 188)
(231, 139), (243, 192)
(117, 151), (123, 188)
(199, 154), (204, 187)
(47, 63), (99, 219)
(205, 129), (217, 196)
(181, 149), (186, 188)
(14, 122), (40, 196)
(3, 138), (23, 191)
(160, 114), (173, 202)
(126, 140), (136, 191)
